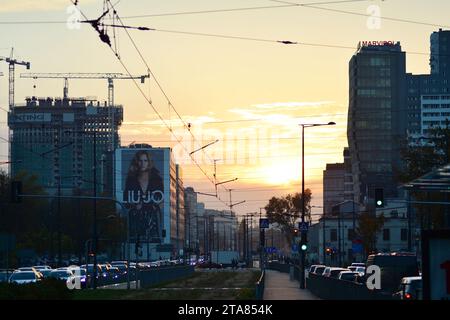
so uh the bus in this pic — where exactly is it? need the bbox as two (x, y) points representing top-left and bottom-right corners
(366, 252), (420, 295)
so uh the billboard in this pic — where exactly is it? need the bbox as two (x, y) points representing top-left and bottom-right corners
(422, 230), (450, 300)
(116, 149), (166, 243)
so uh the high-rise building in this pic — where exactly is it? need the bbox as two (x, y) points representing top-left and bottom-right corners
(184, 187), (198, 253)
(175, 164), (185, 256)
(8, 96), (122, 194)
(347, 41), (407, 204)
(430, 29), (450, 77)
(323, 163), (345, 215)
(406, 29), (450, 141)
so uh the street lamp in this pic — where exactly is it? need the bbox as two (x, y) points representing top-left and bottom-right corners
(298, 122), (335, 289)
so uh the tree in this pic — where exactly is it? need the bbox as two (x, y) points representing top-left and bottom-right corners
(264, 190), (312, 246)
(398, 122), (449, 183)
(398, 122), (450, 230)
(357, 212), (385, 257)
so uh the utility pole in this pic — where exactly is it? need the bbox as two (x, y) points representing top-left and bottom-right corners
(57, 176), (62, 267)
(92, 131), (98, 289)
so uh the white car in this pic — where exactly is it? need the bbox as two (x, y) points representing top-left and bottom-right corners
(9, 271), (42, 284)
(15, 267), (38, 273)
(33, 265), (52, 271)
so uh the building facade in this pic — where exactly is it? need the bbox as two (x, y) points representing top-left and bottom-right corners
(347, 41), (407, 205)
(323, 163), (345, 215)
(8, 97), (122, 194)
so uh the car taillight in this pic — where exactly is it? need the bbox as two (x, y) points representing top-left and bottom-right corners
(404, 293), (412, 299)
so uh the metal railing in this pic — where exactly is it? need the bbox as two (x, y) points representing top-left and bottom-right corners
(255, 270), (265, 300)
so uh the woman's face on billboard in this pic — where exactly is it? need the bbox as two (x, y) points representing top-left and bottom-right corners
(138, 153), (150, 172)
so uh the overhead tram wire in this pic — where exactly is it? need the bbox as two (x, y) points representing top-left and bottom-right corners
(269, 0), (450, 29)
(103, 0), (220, 165)
(69, 0), (230, 208)
(102, 0), (237, 199)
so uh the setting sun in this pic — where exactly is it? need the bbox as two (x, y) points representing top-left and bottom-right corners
(258, 161), (301, 185)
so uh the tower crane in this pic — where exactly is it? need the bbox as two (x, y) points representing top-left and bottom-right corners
(0, 48), (31, 109)
(20, 72), (150, 151)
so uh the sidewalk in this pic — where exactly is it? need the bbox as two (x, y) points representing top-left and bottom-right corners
(263, 269), (320, 300)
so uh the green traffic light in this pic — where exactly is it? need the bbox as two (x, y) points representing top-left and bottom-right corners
(301, 244), (307, 251)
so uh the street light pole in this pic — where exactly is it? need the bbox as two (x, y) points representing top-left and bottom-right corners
(92, 131), (98, 289)
(299, 122), (335, 289)
(57, 176), (62, 268)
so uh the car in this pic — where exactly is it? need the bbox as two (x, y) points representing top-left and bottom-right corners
(9, 271), (42, 284)
(33, 265), (52, 271)
(39, 269), (53, 278)
(112, 263), (129, 274)
(350, 262), (366, 268)
(323, 267), (350, 278)
(0, 270), (15, 283)
(393, 276), (422, 300)
(49, 269), (73, 281)
(309, 265), (325, 274)
(338, 271), (360, 282)
(15, 267), (38, 273)
(313, 266), (326, 275)
(355, 266), (366, 275)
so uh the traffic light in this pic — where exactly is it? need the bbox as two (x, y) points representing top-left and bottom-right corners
(10, 181), (22, 203)
(325, 247), (332, 255)
(375, 188), (384, 208)
(293, 228), (299, 237)
(300, 232), (308, 251)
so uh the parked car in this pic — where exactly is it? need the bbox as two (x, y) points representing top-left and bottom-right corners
(33, 265), (52, 271)
(16, 267), (38, 273)
(355, 266), (366, 275)
(350, 262), (366, 268)
(49, 269), (73, 281)
(323, 267), (350, 278)
(0, 270), (15, 283)
(309, 265), (325, 274)
(313, 266), (326, 275)
(393, 276), (422, 300)
(338, 271), (360, 282)
(9, 271), (42, 284)
(39, 269), (53, 278)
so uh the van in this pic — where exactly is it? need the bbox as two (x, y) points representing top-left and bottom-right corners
(366, 253), (419, 294)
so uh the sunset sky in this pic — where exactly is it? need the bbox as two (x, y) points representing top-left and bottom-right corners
(1, 0), (449, 219)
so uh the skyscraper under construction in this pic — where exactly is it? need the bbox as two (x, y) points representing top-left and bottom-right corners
(8, 96), (123, 194)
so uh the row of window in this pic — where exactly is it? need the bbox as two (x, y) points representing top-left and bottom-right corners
(423, 112), (450, 117)
(422, 95), (450, 100)
(329, 228), (407, 242)
(423, 120), (450, 126)
(422, 104), (450, 109)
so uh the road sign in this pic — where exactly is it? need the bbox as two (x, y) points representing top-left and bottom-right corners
(352, 243), (363, 253)
(260, 218), (269, 229)
(291, 244), (298, 252)
(298, 222), (308, 232)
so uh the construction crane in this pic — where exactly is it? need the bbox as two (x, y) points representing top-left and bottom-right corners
(0, 48), (31, 109)
(20, 72), (150, 151)
(20, 72), (149, 104)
